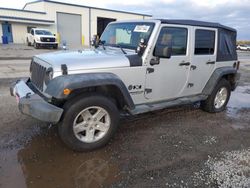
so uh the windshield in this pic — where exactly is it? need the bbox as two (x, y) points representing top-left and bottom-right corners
(100, 22), (155, 50)
(35, 30), (53, 35)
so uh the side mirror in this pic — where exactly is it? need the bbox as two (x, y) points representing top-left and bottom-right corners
(136, 38), (147, 56)
(154, 45), (172, 59)
(91, 35), (99, 48)
(53, 34), (56, 36)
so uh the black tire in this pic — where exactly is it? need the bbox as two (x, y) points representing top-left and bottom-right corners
(53, 44), (58, 49)
(34, 41), (39, 49)
(58, 94), (120, 152)
(27, 38), (31, 46)
(201, 78), (231, 113)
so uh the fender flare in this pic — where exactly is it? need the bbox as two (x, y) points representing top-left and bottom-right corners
(45, 72), (135, 109)
(202, 67), (237, 95)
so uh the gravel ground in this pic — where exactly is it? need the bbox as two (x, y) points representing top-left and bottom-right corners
(0, 52), (249, 188)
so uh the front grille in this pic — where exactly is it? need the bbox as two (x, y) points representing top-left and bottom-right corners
(40, 37), (56, 42)
(30, 61), (46, 91)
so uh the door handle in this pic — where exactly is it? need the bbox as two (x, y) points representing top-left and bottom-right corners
(206, 61), (215, 65)
(179, 62), (190, 66)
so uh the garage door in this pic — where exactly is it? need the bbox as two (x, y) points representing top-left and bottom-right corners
(57, 12), (81, 47)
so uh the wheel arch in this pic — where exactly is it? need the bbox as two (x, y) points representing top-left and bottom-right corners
(45, 73), (135, 110)
(202, 67), (238, 95)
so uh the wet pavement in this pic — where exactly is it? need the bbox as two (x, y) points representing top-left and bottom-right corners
(0, 55), (250, 188)
(0, 44), (86, 60)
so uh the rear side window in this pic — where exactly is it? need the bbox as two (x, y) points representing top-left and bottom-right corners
(156, 27), (188, 56)
(195, 29), (215, 55)
(217, 29), (237, 61)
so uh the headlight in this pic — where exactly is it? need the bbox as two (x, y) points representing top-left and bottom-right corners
(35, 37), (41, 42)
(45, 67), (53, 85)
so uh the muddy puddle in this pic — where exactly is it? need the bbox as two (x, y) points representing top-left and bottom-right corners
(0, 128), (121, 188)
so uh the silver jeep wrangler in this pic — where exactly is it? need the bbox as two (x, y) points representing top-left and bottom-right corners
(10, 19), (240, 151)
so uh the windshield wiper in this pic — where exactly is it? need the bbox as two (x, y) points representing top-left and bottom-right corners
(115, 45), (127, 54)
(99, 40), (106, 50)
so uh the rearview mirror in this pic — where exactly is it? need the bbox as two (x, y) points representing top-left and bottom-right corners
(136, 38), (147, 56)
(91, 35), (99, 48)
(154, 45), (172, 59)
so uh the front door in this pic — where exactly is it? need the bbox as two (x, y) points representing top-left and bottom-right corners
(2, 23), (13, 43)
(183, 27), (217, 96)
(145, 25), (191, 102)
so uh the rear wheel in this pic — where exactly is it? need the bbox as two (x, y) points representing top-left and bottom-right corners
(201, 79), (231, 113)
(58, 94), (119, 152)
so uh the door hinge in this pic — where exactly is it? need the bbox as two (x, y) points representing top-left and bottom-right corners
(150, 58), (160, 66)
(145, 88), (152, 94)
(187, 83), (194, 88)
(147, 68), (154, 74)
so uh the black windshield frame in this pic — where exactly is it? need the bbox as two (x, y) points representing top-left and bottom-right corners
(100, 22), (155, 50)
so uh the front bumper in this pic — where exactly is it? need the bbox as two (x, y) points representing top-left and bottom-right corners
(36, 42), (58, 47)
(10, 80), (63, 123)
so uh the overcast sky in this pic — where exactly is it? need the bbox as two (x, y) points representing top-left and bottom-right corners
(1, 0), (250, 40)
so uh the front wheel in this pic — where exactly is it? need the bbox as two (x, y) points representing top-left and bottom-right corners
(58, 94), (120, 152)
(34, 41), (39, 49)
(27, 38), (31, 46)
(53, 44), (58, 49)
(201, 79), (231, 113)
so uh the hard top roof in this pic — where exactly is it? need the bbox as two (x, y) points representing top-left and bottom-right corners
(158, 19), (236, 32)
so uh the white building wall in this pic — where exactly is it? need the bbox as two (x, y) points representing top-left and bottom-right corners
(23, 1), (46, 12)
(144, 16), (153, 19)
(0, 9), (49, 21)
(11, 23), (27, 44)
(44, 2), (90, 46)
(0, 1), (152, 44)
(90, 9), (145, 37)
(11, 23), (50, 44)
(43, 2), (150, 46)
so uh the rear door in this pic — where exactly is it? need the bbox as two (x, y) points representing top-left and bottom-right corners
(183, 27), (217, 96)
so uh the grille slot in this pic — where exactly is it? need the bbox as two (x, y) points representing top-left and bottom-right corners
(30, 61), (47, 91)
(40, 37), (55, 42)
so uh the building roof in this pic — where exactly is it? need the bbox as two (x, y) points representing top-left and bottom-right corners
(0, 7), (46, 14)
(0, 16), (54, 25)
(159, 19), (236, 32)
(23, 0), (152, 17)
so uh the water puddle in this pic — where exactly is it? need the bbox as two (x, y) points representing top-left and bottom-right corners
(0, 129), (121, 188)
(227, 85), (250, 119)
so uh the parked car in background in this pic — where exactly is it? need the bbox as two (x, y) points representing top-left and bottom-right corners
(26, 28), (58, 49)
(237, 44), (250, 51)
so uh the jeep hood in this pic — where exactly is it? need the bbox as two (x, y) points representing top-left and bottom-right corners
(35, 49), (131, 72)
